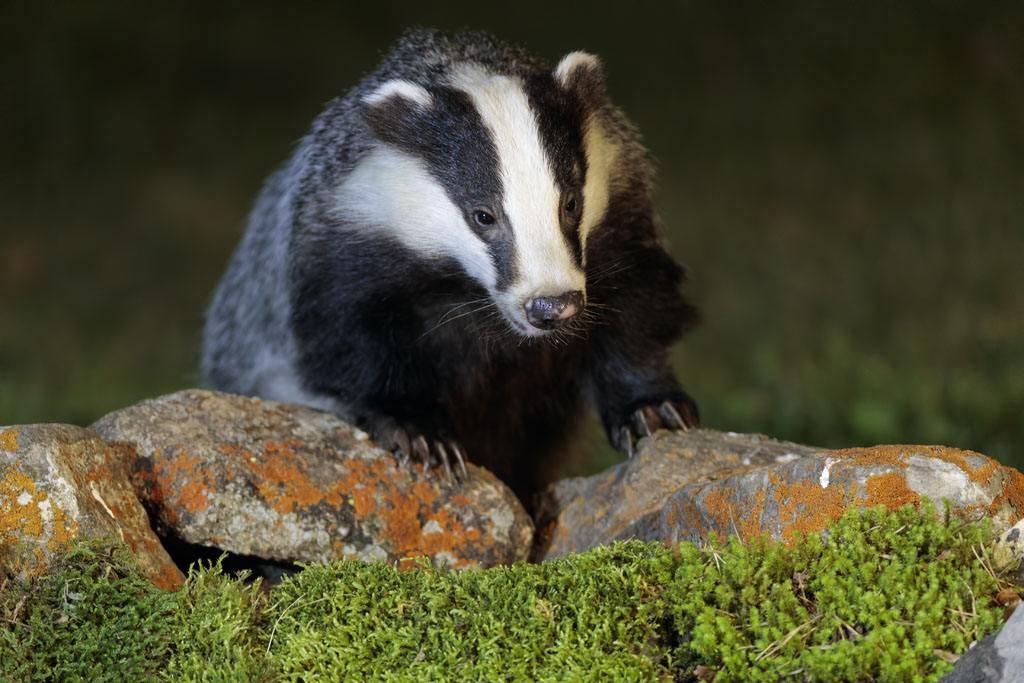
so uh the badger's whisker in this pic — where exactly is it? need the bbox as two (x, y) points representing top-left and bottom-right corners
(416, 299), (496, 341)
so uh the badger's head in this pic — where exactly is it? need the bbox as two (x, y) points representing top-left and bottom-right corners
(339, 52), (616, 337)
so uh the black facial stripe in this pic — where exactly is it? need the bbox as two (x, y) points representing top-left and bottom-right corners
(524, 73), (587, 268)
(565, 220), (583, 266)
(368, 86), (517, 291)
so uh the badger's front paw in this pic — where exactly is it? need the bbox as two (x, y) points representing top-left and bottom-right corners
(613, 395), (700, 458)
(370, 417), (469, 482)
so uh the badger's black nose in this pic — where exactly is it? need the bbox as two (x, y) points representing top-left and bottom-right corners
(524, 291), (584, 330)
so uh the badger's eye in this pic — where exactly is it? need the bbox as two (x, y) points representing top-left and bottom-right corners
(473, 210), (496, 227)
(565, 197), (578, 214)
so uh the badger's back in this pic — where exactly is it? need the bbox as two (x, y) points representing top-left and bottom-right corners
(201, 159), (307, 403)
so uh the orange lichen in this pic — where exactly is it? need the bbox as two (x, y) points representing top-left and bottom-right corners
(0, 427), (18, 452)
(677, 496), (705, 540)
(737, 489), (767, 541)
(830, 445), (1001, 487)
(699, 487), (737, 536)
(151, 450), (214, 520)
(834, 444), (1024, 520)
(864, 471), (921, 510)
(46, 501), (77, 551)
(378, 478), (481, 567)
(177, 480), (212, 515)
(0, 466), (79, 554)
(1, 468), (44, 540)
(332, 457), (490, 567)
(1, 450), (181, 590)
(1005, 468), (1024, 516)
(246, 440), (355, 514)
(970, 458), (1002, 487)
(771, 471), (847, 543)
(137, 437), (510, 568)
(988, 467), (1024, 521)
(693, 484), (766, 542)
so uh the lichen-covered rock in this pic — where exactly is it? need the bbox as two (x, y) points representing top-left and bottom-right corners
(535, 429), (819, 557)
(540, 430), (1024, 558)
(0, 424), (183, 589)
(92, 389), (533, 568)
(941, 605), (1024, 683)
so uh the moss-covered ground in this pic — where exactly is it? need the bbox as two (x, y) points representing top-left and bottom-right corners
(1, 504), (1017, 682)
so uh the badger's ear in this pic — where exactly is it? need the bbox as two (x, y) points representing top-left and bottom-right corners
(553, 51), (606, 109)
(360, 79), (433, 144)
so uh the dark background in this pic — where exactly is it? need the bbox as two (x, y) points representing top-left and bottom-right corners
(2, 2), (1022, 472)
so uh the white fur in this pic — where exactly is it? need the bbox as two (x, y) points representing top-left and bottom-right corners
(334, 146), (497, 289)
(554, 51), (601, 87)
(450, 64), (585, 334)
(363, 79), (432, 109)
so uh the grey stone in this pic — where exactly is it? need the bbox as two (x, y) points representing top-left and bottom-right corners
(942, 606), (1024, 682)
(92, 389), (534, 569)
(539, 431), (1024, 558)
(993, 519), (1024, 587)
(0, 424), (183, 589)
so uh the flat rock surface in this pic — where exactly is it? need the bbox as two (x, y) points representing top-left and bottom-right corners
(0, 424), (183, 589)
(92, 389), (534, 569)
(539, 430), (1024, 558)
(942, 605), (1024, 683)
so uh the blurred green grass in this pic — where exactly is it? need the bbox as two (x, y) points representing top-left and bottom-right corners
(2, 2), (1022, 470)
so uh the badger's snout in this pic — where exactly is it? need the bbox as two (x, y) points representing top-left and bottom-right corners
(523, 291), (584, 330)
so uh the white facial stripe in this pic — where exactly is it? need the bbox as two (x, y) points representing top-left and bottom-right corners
(334, 146), (496, 289)
(450, 64), (584, 298)
(580, 116), (618, 251)
(363, 79), (432, 109)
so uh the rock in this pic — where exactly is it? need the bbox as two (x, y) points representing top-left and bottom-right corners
(539, 430), (1024, 558)
(992, 518), (1024, 586)
(0, 424), (183, 589)
(535, 429), (820, 557)
(941, 605), (1024, 682)
(92, 389), (533, 569)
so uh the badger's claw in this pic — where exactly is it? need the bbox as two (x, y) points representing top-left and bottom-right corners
(614, 394), (700, 458)
(659, 402), (688, 430)
(372, 418), (468, 483)
(447, 440), (469, 479)
(619, 426), (636, 459)
(411, 435), (431, 472)
(435, 440), (453, 480)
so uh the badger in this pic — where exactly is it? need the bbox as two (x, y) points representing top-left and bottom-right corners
(202, 29), (699, 502)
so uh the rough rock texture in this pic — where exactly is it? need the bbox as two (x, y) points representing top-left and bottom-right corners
(535, 429), (819, 558)
(92, 389), (533, 568)
(538, 430), (1024, 558)
(0, 424), (183, 589)
(993, 518), (1024, 586)
(942, 605), (1024, 683)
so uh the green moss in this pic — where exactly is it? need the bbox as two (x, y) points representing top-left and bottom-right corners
(0, 540), (178, 682)
(668, 502), (1006, 681)
(163, 564), (272, 682)
(266, 543), (675, 681)
(0, 505), (1016, 682)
